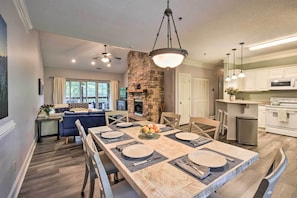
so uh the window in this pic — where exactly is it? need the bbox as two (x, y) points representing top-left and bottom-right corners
(65, 80), (110, 109)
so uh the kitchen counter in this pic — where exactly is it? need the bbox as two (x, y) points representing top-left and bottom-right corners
(216, 99), (262, 105)
(216, 100), (259, 141)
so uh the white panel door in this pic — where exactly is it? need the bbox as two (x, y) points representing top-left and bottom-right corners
(192, 78), (209, 117)
(178, 73), (191, 125)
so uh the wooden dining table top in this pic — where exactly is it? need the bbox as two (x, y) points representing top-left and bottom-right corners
(89, 121), (259, 198)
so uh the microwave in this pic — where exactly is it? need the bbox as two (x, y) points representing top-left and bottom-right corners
(269, 78), (297, 90)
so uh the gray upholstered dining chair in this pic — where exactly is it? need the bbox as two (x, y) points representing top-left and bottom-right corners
(209, 147), (288, 198)
(105, 110), (129, 126)
(188, 117), (220, 140)
(159, 112), (181, 128)
(85, 134), (139, 198)
(75, 119), (119, 197)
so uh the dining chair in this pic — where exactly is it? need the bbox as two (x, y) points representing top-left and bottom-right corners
(75, 119), (119, 197)
(160, 112), (181, 128)
(253, 147), (288, 198)
(208, 147), (288, 198)
(105, 110), (129, 126)
(85, 134), (139, 198)
(221, 111), (228, 135)
(188, 117), (220, 140)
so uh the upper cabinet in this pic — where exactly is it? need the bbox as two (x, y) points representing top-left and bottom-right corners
(269, 67), (284, 79)
(242, 69), (269, 91)
(284, 66), (297, 78)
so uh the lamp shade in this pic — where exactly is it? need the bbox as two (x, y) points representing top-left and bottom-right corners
(150, 48), (188, 68)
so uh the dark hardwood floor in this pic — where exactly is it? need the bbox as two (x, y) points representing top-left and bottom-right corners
(18, 129), (297, 198)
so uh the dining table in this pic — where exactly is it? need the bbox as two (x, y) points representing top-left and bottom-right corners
(88, 121), (259, 198)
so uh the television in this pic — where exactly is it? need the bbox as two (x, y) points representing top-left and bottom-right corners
(119, 87), (127, 99)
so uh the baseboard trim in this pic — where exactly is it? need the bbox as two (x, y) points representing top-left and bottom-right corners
(8, 137), (36, 198)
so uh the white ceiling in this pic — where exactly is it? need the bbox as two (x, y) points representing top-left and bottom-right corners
(21, 0), (297, 73)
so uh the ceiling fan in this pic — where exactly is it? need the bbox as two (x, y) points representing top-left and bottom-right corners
(93, 44), (122, 63)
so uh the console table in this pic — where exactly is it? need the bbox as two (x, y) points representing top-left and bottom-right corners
(36, 116), (61, 143)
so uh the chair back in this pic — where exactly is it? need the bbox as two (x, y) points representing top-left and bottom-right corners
(160, 112), (181, 128)
(85, 134), (114, 198)
(188, 117), (220, 140)
(105, 110), (129, 126)
(253, 148), (288, 198)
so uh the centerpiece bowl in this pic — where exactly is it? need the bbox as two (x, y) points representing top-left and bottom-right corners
(140, 124), (160, 139)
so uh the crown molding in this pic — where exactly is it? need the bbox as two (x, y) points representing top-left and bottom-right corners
(13, 0), (33, 33)
(243, 48), (297, 64)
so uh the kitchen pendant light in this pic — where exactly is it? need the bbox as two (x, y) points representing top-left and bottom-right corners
(238, 42), (246, 78)
(149, 0), (188, 68)
(225, 53), (231, 82)
(231, 48), (237, 80)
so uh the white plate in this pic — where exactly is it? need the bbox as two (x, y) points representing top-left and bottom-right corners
(175, 132), (199, 141)
(101, 131), (124, 139)
(155, 124), (166, 129)
(116, 122), (133, 127)
(122, 144), (154, 158)
(188, 150), (227, 168)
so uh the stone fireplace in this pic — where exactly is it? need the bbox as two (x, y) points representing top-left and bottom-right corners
(127, 51), (164, 122)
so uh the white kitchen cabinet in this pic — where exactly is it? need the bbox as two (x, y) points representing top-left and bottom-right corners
(269, 67), (284, 79)
(256, 69), (269, 91)
(258, 105), (266, 128)
(244, 70), (257, 91)
(284, 66), (297, 78)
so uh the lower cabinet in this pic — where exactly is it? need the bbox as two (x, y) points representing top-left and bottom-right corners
(258, 105), (266, 128)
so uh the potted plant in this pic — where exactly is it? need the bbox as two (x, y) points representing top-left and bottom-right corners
(39, 104), (54, 118)
(224, 87), (239, 101)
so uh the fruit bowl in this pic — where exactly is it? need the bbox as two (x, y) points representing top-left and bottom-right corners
(140, 124), (160, 138)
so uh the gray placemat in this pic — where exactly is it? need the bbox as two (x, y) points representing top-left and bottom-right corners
(111, 142), (168, 172)
(160, 126), (175, 132)
(96, 131), (133, 144)
(110, 122), (142, 130)
(165, 132), (213, 148)
(168, 148), (243, 185)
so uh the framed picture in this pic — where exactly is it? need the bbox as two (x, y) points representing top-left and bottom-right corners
(0, 15), (8, 119)
(38, 78), (44, 95)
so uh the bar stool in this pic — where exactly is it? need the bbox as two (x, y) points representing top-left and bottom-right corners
(221, 111), (228, 135)
(217, 109), (223, 134)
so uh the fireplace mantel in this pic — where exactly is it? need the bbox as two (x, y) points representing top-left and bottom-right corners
(127, 89), (147, 93)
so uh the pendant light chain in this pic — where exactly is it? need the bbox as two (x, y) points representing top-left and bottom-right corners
(238, 42), (246, 78)
(231, 48), (237, 80)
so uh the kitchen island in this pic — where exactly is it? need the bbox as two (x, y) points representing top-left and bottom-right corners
(216, 99), (261, 140)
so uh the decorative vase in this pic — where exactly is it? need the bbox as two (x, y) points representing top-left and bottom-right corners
(230, 95), (236, 101)
(45, 111), (50, 119)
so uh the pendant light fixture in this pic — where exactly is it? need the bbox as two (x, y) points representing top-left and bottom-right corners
(238, 42), (246, 78)
(231, 48), (237, 80)
(225, 53), (231, 82)
(149, 0), (188, 68)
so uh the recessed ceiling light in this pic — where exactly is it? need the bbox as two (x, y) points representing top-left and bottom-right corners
(107, 63), (111, 67)
(248, 35), (297, 51)
(71, 59), (76, 63)
(91, 61), (95, 65)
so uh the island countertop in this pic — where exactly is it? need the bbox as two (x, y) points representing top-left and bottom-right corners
(216, 99), (262, 105)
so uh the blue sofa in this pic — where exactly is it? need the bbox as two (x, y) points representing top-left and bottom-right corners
(59, 111), (106, 143)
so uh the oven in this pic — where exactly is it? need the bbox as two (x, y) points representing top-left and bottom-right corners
(265, 97), (297, 137)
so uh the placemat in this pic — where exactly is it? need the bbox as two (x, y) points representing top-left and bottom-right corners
(165, 132), (213, 148)
(111, 142), (168, 172)
(160, 126), (175, 132)
(95, 131), (133, 144)
(110, 122), (142, 130)
(168, 148), (243, 185)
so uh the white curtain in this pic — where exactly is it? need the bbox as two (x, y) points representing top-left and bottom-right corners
(109, 80), (119, 110)
(53, 77), (66, 104)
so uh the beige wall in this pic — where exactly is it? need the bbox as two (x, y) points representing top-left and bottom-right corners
(44, 67), (125, 104)
(0, 0), (44, 197)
